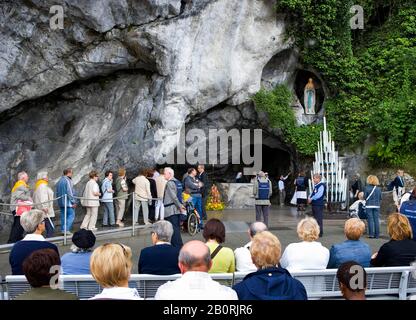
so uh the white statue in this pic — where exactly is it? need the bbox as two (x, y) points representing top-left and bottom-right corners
(304, 78), (316, 114)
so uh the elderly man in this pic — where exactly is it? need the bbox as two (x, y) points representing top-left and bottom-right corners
(56, 168), (77, 235)
(155, 240), (238, 300)
(308, 174), (326, 237)
(9, 209), (59, 275)
(163, 167), (185, 248)
(253, 171), (272, 227)
(8, 171), (32, 243)
(234, 222), (268, 272)
(33, 171), (55, 238)
(138, 220), (180, 275)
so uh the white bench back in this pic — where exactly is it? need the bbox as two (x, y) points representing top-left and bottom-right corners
(3, 267), (415, 300)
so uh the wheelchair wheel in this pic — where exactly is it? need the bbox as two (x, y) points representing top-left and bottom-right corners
(187, 212), (198, 236)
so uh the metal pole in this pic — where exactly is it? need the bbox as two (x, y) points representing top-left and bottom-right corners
(64, 194), (67, 246)
(132, 193), (135, 237)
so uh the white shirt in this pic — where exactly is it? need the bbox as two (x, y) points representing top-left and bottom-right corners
(280, 241), (329, 273)
(155, 271), (238, 300)
(22, 234), (45, 241)
(89, 287), (142, 300)
(278, 180), (285, 191)
(234, 241), (257, 273)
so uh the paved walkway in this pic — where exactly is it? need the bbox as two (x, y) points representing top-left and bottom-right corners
(0, 206), (389, 277)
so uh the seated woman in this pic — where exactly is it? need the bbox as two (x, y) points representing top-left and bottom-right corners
(327, 218), (371, 268)
(232, 231), (307, 300)
(280, 218), (329, 272)
(203, 219), (235, 273)
(371, 213), (416, 267)
(15, 248), (77, 300)
(90, 243), (142, 300)
(61, 229), (96, 275)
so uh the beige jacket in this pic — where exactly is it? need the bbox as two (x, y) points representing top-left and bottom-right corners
(155, 175), (167, 199)
(132, 175), (151, 201)
(33, 184), (55, 217)
(81, 179), (100, 207)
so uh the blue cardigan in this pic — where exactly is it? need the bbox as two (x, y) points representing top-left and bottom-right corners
(232, 267), (307, 300)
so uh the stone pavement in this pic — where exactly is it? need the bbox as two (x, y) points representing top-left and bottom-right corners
(0, 206), (389, 277)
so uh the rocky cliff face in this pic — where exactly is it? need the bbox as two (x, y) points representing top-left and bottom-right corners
(0, 0), (299, 200)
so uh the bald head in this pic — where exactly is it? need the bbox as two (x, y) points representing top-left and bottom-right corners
(249, 222), (268, 238)
(178, 240), (211, 273)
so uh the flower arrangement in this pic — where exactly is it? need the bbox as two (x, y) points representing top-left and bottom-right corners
(205, 184), (225, 211)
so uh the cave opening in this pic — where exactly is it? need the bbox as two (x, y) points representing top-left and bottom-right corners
(294, 69), (325, 114)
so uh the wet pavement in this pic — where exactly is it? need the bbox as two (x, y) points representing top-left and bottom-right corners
(0, 205), (389, 277)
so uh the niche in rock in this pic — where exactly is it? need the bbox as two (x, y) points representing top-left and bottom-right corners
(294, 69), (325, 114)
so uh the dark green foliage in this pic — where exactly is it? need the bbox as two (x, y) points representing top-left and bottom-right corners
(253, 85), (322, 156)
(273, 0), (416, 166)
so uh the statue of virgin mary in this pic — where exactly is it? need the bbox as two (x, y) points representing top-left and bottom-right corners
(304, 78), (316, 114)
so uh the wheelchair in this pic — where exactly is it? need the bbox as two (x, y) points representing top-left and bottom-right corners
(181, 200), (201, 236)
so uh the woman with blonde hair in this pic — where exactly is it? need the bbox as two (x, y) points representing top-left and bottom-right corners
(327, 218), (371, 268)
(280, 217), (329, 272)
(89, 243), (141, 300)
(364, 175), (382, 238)
(232, 231), (307, 300)
(371, 213), (416, 267)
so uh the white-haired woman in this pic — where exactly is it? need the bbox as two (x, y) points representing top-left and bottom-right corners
(9, 209), (60, 275)
(280, 218), (329, 272)
(33, 171), (55, 238)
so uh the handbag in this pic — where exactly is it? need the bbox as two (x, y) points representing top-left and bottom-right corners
(16, 200), (33, 216)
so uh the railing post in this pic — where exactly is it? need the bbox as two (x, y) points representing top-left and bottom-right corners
(64, 194), (67, 246)
(399, 270), (410, 300)
(132, 193), (135, 237)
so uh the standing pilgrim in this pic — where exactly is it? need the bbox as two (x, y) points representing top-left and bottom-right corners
(308, 174), (326, 237)
(253, 171), (272, 227)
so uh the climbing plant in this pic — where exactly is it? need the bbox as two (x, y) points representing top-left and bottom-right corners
(253, 85), (322, 156)
(272, 0), (416, 166)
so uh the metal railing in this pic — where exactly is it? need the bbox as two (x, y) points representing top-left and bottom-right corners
(1, 191), (161, 248)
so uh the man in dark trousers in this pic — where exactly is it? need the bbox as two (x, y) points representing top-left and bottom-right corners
(197, 164), (209, 220)
(308, 174), (326, 237)
(163, 167), (185, 248)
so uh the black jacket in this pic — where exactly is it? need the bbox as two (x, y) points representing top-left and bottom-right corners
(371, 239), (416, 267)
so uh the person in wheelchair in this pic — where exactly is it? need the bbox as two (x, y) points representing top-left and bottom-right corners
(349, 192), (366, 219)
(182, 188), (202, 233)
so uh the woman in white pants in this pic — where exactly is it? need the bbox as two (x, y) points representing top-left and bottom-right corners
(81, 171), (101, 231)
(155, 169), (167, 220)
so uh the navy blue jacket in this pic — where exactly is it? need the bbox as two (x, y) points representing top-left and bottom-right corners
(232, 267), (307, 300)
(310, 182), (326, 206)
(138, 244), (180, 275)
(400, 199), (416, 238)
(10, 240), (60, 275)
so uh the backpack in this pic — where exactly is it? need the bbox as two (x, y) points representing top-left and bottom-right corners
(164, 179), (183, 207)
(256, 178), (270, 200)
